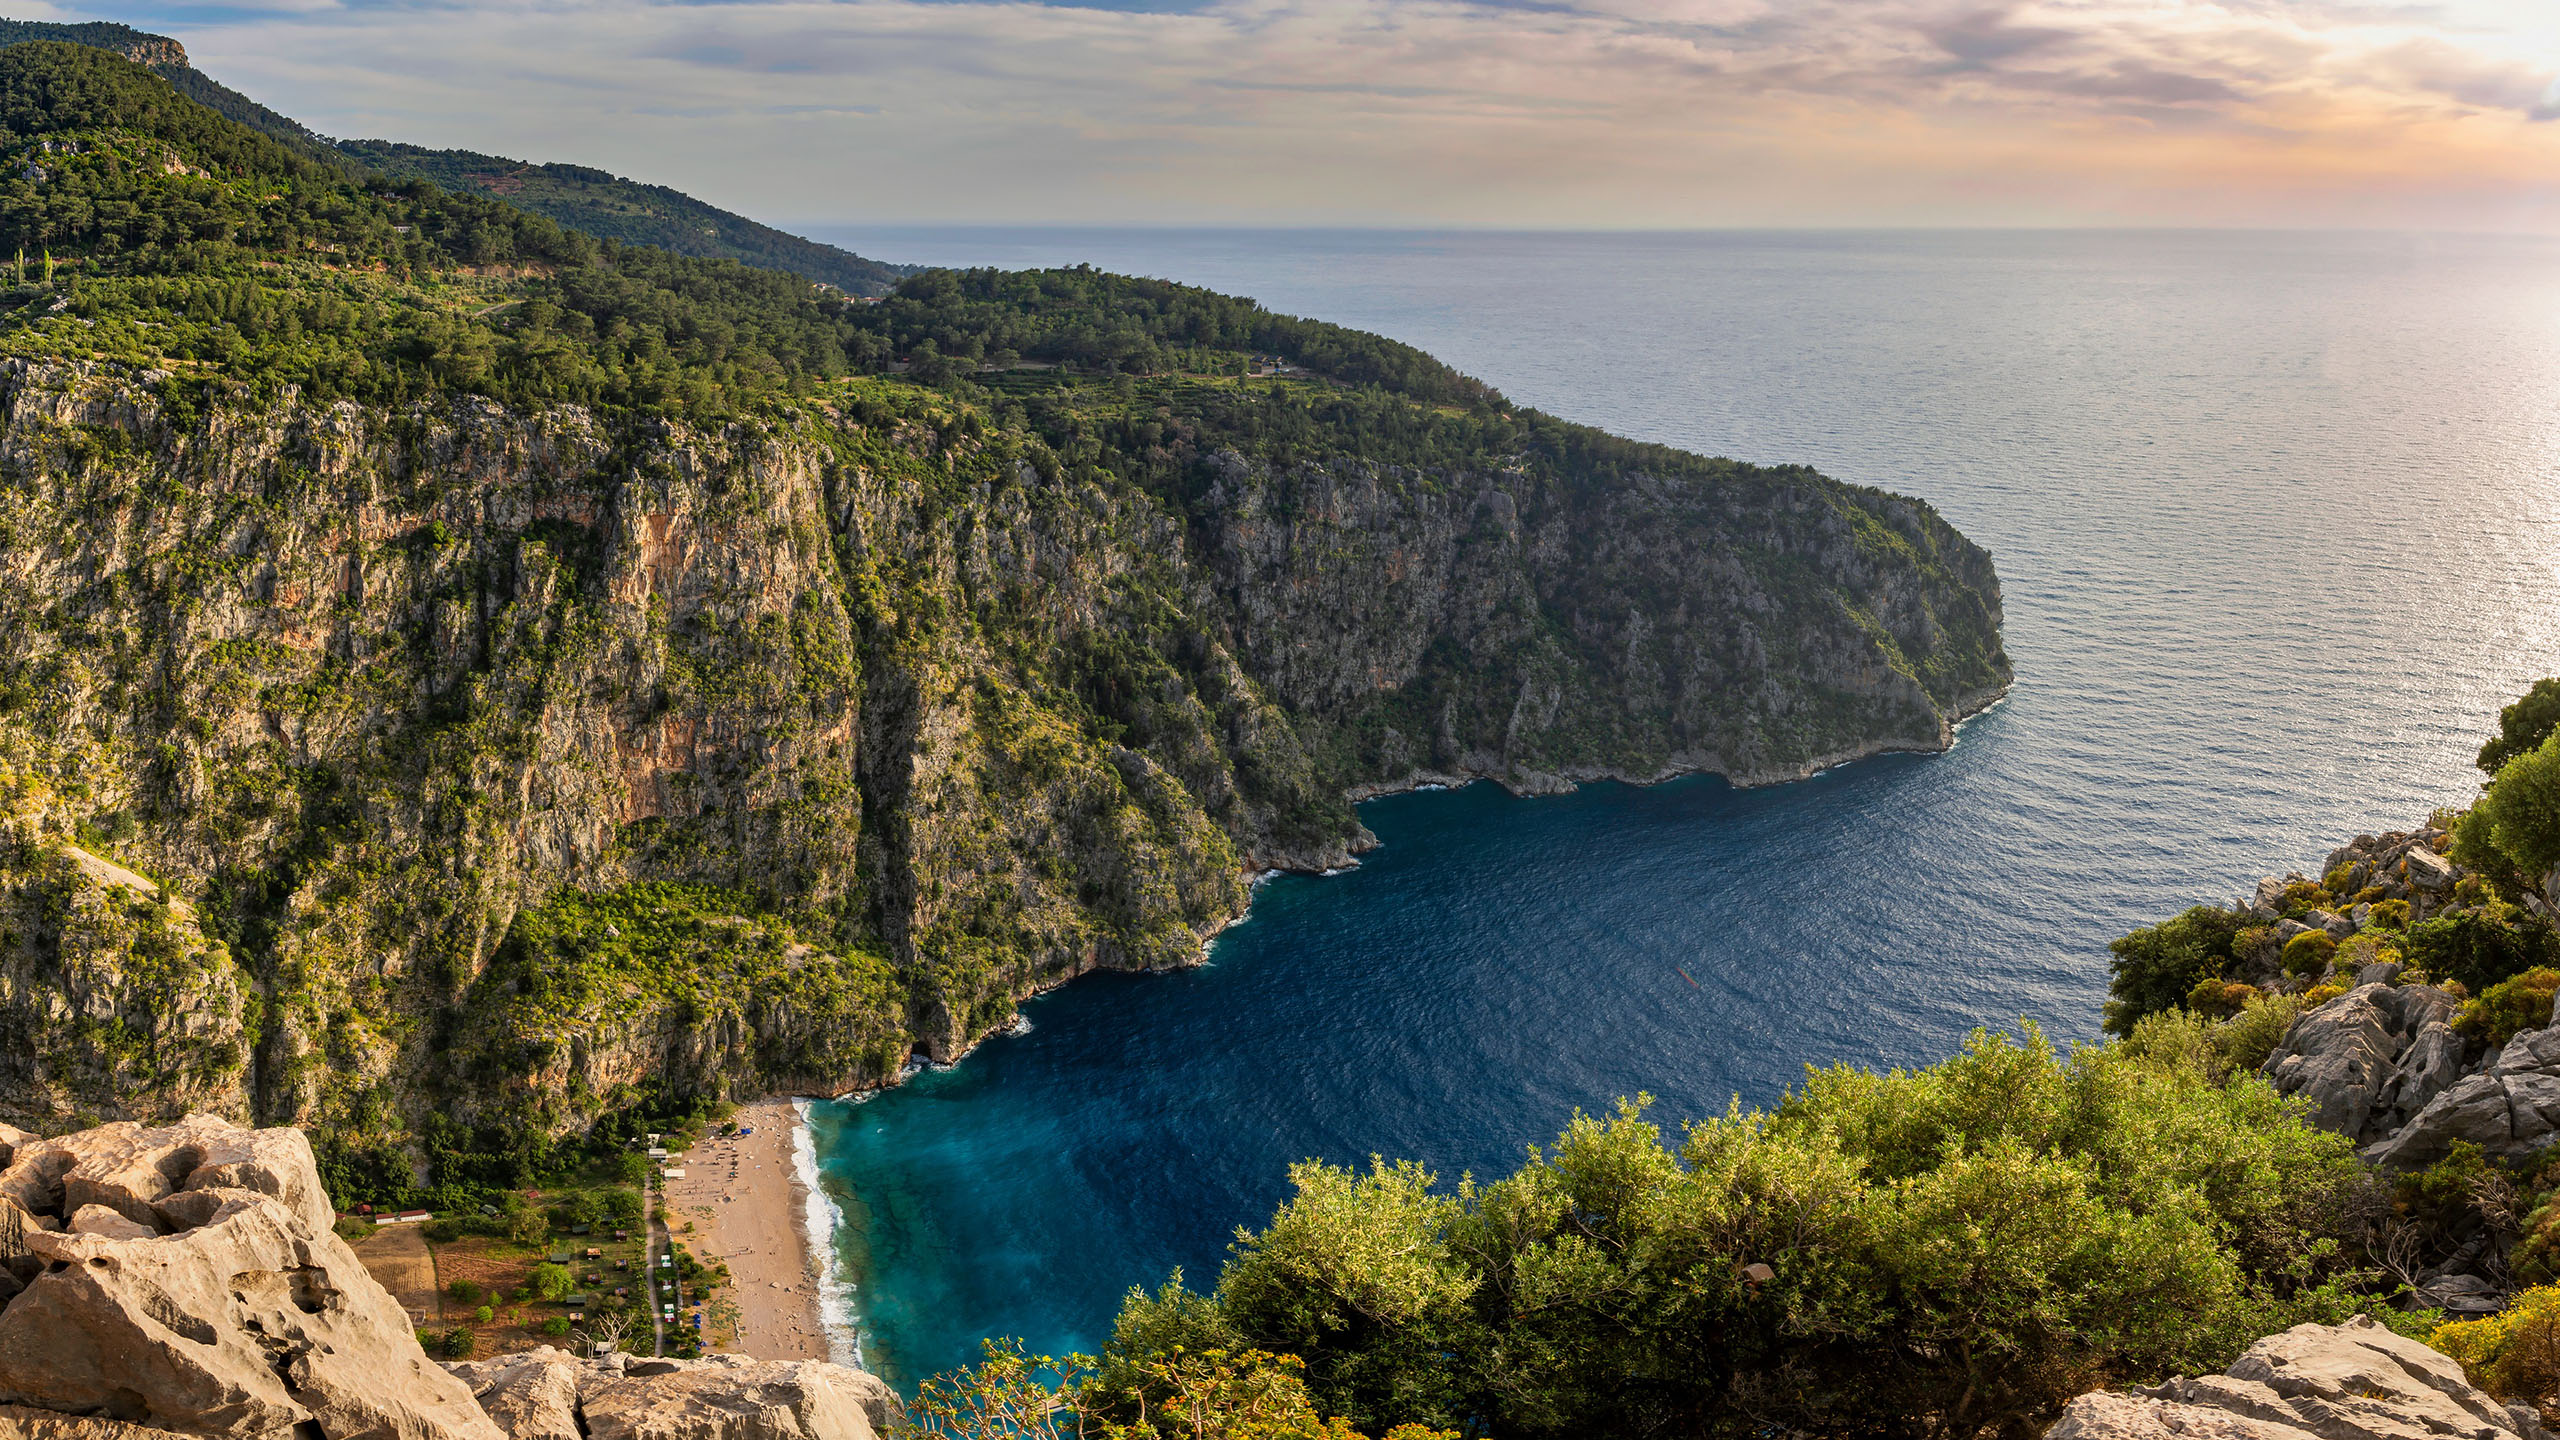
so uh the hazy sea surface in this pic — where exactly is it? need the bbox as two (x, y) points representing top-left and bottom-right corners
(792, 227), (2560, 1386)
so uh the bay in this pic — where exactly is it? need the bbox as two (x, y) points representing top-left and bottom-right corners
(792, 227), (2560, 1387)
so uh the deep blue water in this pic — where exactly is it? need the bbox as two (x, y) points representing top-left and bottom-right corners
(793, 228), (2560, 1387)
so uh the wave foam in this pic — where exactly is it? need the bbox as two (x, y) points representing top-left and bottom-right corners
(790, 1099), (861, 1368)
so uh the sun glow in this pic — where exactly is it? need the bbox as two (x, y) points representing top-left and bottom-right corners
(94, 0), (2560, 227)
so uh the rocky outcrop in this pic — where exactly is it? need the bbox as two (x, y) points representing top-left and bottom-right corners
(2260, 983), (2464, 1145)
(2045, 1316), (2550, 1440)
(446, 1351), (585, 1440)
(2365, 1024), (2560, 1170)
(446, 1350), (898, 1440)
(0, 1116), (497, 1440)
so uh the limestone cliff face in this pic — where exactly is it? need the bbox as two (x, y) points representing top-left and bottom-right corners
(0, 359), (2006, 1142)
(1190, 447), (2004, 812)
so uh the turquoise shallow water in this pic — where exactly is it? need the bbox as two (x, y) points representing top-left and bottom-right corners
(794, 228), (2560, 1388)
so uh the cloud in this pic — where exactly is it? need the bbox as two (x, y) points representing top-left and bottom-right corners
(61, 0), (2560, 228)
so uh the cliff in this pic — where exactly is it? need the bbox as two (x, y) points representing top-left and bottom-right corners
(0, 353), (2004, 1153)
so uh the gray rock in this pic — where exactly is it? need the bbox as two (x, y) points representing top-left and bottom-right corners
(2272, 918), (2313, 945)
(2045, 1315), (2551, 1440)
(2363, 1015), (2560, 1167)
(2413, 1272), (2507, 1316)
(2356, 961), (2403, 987)
(2405, 846), (2457, 891)
(2260, 984), (2460, 1144)
(2308, 909), (2356, 938)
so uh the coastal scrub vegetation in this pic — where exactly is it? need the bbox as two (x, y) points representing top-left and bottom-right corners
(927, 1026), (2408, 1439)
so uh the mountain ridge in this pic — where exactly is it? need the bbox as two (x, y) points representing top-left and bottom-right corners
(0, 17), (913, 294)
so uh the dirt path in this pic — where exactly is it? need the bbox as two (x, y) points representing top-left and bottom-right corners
(350, 1224), (439, 1327)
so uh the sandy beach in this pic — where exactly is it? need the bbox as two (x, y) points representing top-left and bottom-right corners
(662, 1098), (833, 1360)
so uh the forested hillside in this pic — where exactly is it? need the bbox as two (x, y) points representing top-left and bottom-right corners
(339, 141), (914, 296)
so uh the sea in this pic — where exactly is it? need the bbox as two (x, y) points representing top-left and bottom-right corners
(783, 227), (2560, 1387)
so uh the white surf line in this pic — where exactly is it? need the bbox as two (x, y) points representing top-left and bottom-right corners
(791, 1098), (862, 1368)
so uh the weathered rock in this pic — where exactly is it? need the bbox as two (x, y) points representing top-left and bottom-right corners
(2404, 847), (2457, 891)
(2308, 909), (2356, 939)
(445, 1349), (584, 1440)
(575, 1355), (895, 1440)
(2356, 961), (2403, 987)
(2367, 1021), (2560, 1168)
(2045, 1315), (2550, 1440)
(2260, 983), (2462, 1144)
(447, 1351), (905, 1440)
(0, 1115), (499, 1440)
(64, 1205), (151, 1241)
(2413, 1272), (2507, 1316)
(0, 1116), (333, 1238)
(0, 1404), (202, 1440)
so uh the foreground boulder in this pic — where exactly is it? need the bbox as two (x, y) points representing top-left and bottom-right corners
(447, 1350), (899, 1440)
(0, 1115), (499, 1440)
(2045, 1316), (2549, 1439)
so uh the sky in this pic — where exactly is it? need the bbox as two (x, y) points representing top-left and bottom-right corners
(29, 0), (2560, 230)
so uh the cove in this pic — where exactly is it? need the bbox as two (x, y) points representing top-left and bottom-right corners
(808, 730), (2127, 1389)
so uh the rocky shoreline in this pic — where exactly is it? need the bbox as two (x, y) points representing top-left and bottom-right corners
(794, 676), (2018, 1099)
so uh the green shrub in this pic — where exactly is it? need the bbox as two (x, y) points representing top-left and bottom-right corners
(527, 1263), (575, 1302)
(2184, 976), (2258, 1019)
(2369, 899), (2411, 931)
(1132, 1027), (2392, 1439)
(2406, 910), (2560, 994)
(440, 1327), (476, 1359)
(2334, 933), (2398, 976)
(2461, 730), (2560, 899)
(2456, 967), (2560, 1047)
(473, 1305), (494, 1324)
(2105, 906), (2248, 1035)
(2282, 930), (2338, 978)
(2216, 992), (2306, 1076)
(538, 1316), (573, 1338)
(447, 1279), (482, 1304)
(2434, 1284), (2560, 1405)
(2478, 679), (2560, 775)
